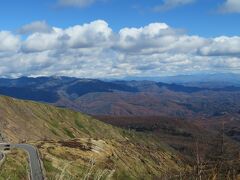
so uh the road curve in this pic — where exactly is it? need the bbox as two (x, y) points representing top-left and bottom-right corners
(12, 144), (44, 180)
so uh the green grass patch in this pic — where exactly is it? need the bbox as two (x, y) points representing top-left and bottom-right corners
(43, 159), (61, 180)
(0, 149), (29, 180)
(49, 119), (60, 128)
(50, 128), (59, 136)
(75, 119), (84, 129)
(43, 159), (58, 172)
(63, 127), (75, 138)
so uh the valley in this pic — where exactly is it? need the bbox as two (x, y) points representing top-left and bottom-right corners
(0, 76), (240, 179)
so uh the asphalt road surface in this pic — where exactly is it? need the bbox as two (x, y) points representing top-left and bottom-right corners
(13, 144), (44, 180)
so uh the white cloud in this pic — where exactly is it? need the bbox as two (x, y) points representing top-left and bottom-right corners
(154, 0), (196, 12)
(58, 0), (98, 8)
(199, 36), (240, 56)
(219, 0), (240, 13)
(0, 31), (20, 52)
(115, 23), (206, 55)
(18, 21), (53, 34)
(64, 20), (113, 48)
(21, 28), (64, 53)
(0, 20), (240, 78)
(22, 20), (112, 53)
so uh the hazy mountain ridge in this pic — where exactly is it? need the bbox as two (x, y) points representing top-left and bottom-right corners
(1, 76), (240, 118)
(123, 73), (240, 88)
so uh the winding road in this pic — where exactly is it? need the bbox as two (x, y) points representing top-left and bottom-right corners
(12, 144), (44, 180)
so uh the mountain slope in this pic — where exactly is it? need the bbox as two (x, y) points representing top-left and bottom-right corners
(0, 95), (125, 142)
(0, 95), (186, 179)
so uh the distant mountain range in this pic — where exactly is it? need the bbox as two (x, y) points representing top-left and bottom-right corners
(1, 75), (240, 118)
(121, 73), (240, 88)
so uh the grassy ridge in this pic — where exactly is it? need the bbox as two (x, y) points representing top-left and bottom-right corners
(0, 95), (126, 142)
(0, 95), (186, 179)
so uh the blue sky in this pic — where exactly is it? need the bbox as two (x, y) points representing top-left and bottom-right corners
(0, 0), (240, 78)
(0, 0), (239, 37)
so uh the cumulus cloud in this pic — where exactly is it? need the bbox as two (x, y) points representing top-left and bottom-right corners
(0, 20), (240, 78)
(199, 36), (240, 56)
(58, 0), (99, 8)
(218, 0), (240, 13)
(21, 20), (112, 53)
(115, 23), (206, 55)
(0, 31), (20, 52)
(154, 0), (196, 12)
(21, 28), (63, 53)
(18, 21), (53, 34)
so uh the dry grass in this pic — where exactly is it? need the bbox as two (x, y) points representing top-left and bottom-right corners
(0, 149), (29, 180)
(34, 138), (185, 180)
(0, 96), (188, 179)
